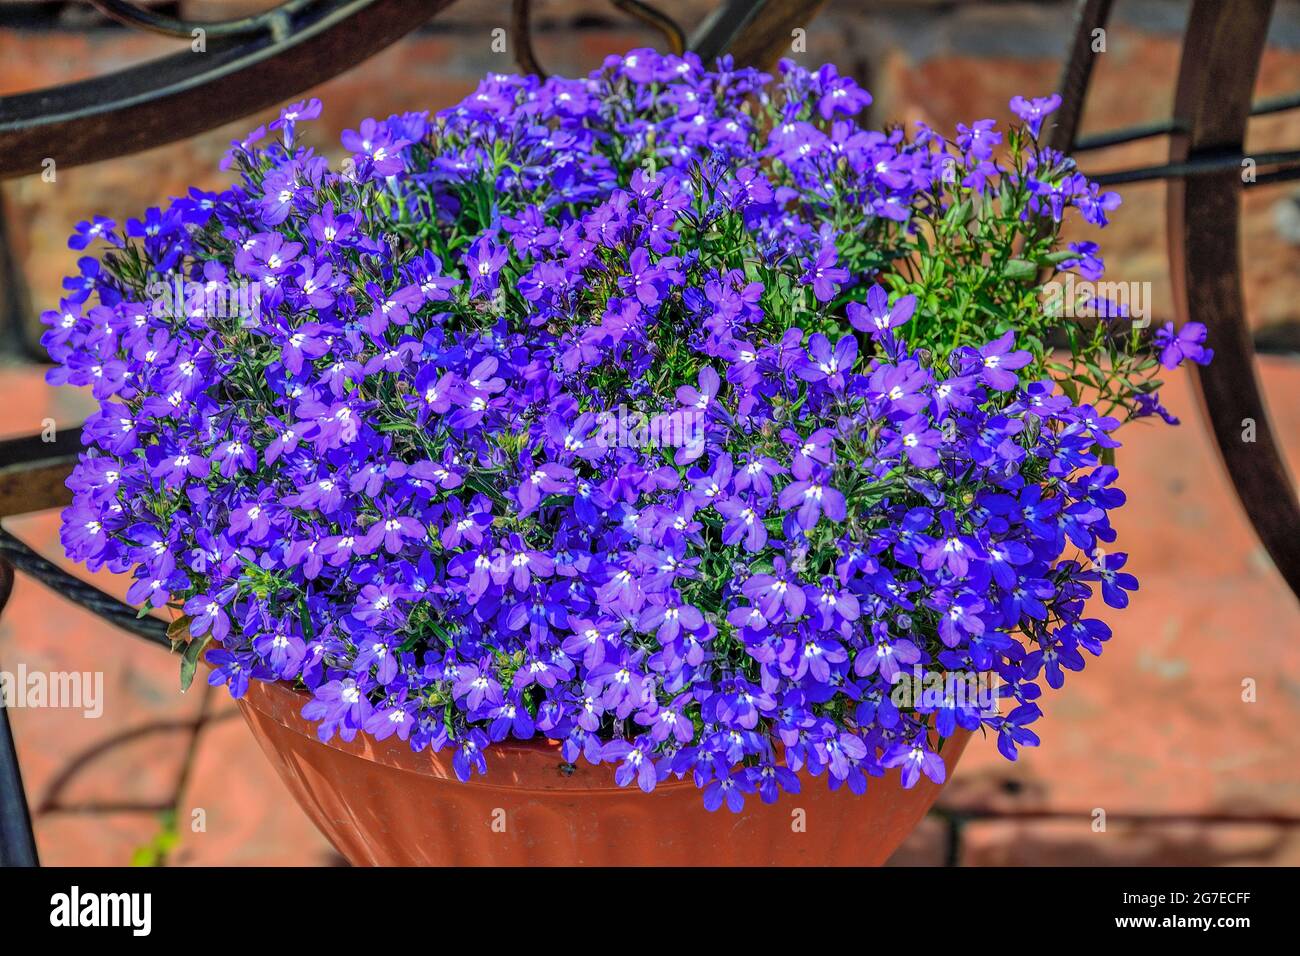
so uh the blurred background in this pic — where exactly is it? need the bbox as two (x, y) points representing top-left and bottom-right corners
(0, 0), (1297, 866)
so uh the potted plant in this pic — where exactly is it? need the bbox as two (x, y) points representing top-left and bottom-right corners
(45, 50), (1210, 866)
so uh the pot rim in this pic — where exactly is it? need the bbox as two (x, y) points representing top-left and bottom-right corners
(238, 675), (702, 793)
(238, 675), (973, 796)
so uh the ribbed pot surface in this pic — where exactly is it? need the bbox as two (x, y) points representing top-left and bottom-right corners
(237, 677), (969, 866)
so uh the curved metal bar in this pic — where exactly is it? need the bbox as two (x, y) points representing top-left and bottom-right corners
(510, 0), (687, 80)
(1074, 118), (1179, 153)
(1255, 165), (1300, 187)
(611, 0), (686, 56)
(1090, 147), (1300, 187)
(1252, 88), (1300, 118)
(0, 426), (83, 519)
(1045, 0), (1114, 155)
(1061, 90), (1300, 155)
(0, 690), (39, 867)
(691, 0), (829, 69)
(0, 559), (41, 866)
(0, 0), (451, 179)
(87, 0), (313, 41)
(510, 0), (546, 79)
(1167, 0), (1300, 599)
(691, 0), (770, 64)
(0, 529), (170, 647)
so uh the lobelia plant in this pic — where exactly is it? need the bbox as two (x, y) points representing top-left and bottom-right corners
(46, 51), (1211, 811)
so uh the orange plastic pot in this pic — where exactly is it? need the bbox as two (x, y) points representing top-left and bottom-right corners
(235, 676), (969, 866)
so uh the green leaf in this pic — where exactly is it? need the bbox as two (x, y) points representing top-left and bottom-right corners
(1001, 259), (1038, 282)
(166, 613), (192, 651)
(180, 633), (212, 693)
(943, 199), (972, 229)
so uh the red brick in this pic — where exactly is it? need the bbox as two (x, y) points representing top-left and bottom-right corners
(960, 819), (1300, 867)
(171, 710), (342, 866)
(886, 813), (951, 866)
(34, 812), (173, 868)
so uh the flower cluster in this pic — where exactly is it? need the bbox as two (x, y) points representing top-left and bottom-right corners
(47, 51), (1208, 810)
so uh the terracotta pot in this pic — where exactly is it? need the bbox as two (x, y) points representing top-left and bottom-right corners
(235, 676), (970, 866)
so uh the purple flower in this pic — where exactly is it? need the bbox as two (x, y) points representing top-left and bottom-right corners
(798, 333), (856, 391)
(703, 769), (754, 813)
(516, 460), (573, 514)
(739, 557), (806, 625)
(1009, 93), (1062, 139)
(928, 589), (986, 647)
(956, 118), (1000, 161)
(361, 498), (427, 554)
(993, 703), (1042, 760)
(801, 244), (849, 302)
(620, 247), (676, 308)
(881, 737), (946, 788)
(1083, 551), (1139, 608)
(716, 496), (768, 552)
(921, 511), (986, 577)
(270, 97), (322, 148)
(184, 587), (236, 641)
(452, 661), (504, 712)
(464, 236), (508, 298)
(45, 57), (1175, 810)
(777, 460), (847, 531)
(601, 737), (661, 793)
(1154, 321), (1214, 369)
(205, 647), (256, 697)
(341, 117), (408, 177)
(974, 330), (1032, 391)
(881, 414), (942, 467)
(847, 284), (915, 337)
(68, 216), (118, 251)
(452, 729), (490, 781)
(814, 64), (872, 119)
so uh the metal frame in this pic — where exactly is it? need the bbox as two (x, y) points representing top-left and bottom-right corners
(0, 0), (454, 179)
(1167, 0), (1300, 597)
(1050, 0), (1300, 596)
(0, 0), (1296, 867)
(0, 561), (39, 866)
